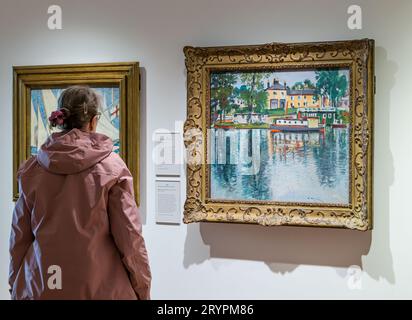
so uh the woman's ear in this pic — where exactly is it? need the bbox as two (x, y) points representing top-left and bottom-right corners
(90, 116), (98, 132)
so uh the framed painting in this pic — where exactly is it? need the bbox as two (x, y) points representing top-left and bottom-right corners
(183, 39), (374, 231)
(13, 62), (140, 204)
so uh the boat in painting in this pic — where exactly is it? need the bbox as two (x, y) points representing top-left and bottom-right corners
(270, 118), (325, 132)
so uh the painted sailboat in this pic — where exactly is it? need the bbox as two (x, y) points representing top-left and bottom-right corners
(30, 89), (56, 155)
(41, 89), (58, 139)
(30, 96), (39, 155)
(97, 90), (120, 153)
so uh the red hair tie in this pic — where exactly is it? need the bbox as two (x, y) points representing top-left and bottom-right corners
(49, 110), (65, 127)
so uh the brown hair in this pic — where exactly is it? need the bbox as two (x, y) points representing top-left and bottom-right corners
(52, 86), (101, 130)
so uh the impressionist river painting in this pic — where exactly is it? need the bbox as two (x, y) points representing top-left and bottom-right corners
(209, 68), (351, 205)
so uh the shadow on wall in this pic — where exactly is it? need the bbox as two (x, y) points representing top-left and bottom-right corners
(360, 46), (396, 284)
(183, 46), (396, 283)
(184, 223), (371, 274)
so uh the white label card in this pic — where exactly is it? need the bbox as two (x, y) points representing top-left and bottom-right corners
(155, 180), (181, 224)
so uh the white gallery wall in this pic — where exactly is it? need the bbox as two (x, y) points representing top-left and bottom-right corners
(0, 0), (411, 299)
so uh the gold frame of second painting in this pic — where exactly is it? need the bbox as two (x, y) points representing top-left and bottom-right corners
(13, 62), (140, 204)
(183, 39), (374, 231)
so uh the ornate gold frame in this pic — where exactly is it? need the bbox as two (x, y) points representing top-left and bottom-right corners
(183, 39), (374, 231)
(13, 62), (140, 204)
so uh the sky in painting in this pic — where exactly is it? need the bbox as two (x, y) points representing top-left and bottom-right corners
(230, 68), (350, 88)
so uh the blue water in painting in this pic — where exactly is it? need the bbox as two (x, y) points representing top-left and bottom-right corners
(210, 127), (350, 205)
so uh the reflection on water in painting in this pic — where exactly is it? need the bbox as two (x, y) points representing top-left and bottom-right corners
(210, 128), (350, 204)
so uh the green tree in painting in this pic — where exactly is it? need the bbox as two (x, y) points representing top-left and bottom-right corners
(315, 70), (348, 108)
(292, 82), (304, 90)
(292, 79), (316, 90)
(237, 72), (269, 123)
(210, 73), (238, 123)
(304, 79), (316, 89)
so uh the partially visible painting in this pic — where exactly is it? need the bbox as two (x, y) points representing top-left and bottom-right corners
(13, 63), (140, 203)
(210, 68), (350, 205)
(183, 39), (375, 231)
(30, 87), (121, 155)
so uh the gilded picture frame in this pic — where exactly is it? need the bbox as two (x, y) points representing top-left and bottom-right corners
(13, 62), (140, 204)
(183, 39), (374, 231)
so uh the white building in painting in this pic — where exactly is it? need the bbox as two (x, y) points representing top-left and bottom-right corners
(233, 113), (269, 124)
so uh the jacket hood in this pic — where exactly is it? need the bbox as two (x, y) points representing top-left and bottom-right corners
(37, 128), (113, 175)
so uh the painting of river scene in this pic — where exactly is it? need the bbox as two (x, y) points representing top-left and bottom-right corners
(210, 68), (351, 205)
(30, 87), (120, 155)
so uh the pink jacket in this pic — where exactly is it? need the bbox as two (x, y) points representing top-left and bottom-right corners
(9, 129), (151, 300)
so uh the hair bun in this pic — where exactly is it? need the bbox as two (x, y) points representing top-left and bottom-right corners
(48, 110), (65, 128)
